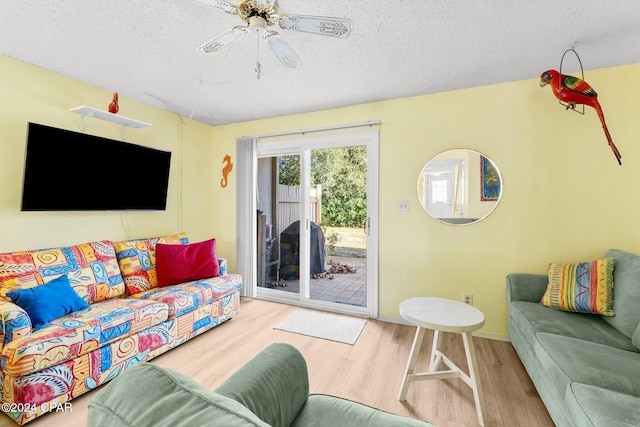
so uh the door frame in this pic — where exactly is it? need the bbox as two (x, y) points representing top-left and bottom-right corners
(426, 172), (455, 218)
(237, 130), (379, 318)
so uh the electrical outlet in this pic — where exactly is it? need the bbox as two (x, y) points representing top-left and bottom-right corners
(397, 200), (410, 212)
(463, 293), (473, 305)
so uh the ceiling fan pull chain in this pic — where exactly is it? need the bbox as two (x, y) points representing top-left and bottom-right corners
(255, 34), (262, 80)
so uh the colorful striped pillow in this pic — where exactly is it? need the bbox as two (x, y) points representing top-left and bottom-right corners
(113, 233), (188, 295)
(541, 259), (614, 316)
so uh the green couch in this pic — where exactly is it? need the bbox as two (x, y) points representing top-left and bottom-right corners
(507, 249), (640, 427)
(88, 342), (434, 426)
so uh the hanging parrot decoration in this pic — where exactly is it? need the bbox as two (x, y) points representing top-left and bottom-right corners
(539, 70), (622, 165)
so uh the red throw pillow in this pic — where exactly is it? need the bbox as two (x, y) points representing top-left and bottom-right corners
(155, 238), (219, 287)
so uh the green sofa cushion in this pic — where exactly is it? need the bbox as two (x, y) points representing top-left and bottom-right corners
(603, 249), (640, 338)
(509, 320), (572, 426)
(535, 333), (640, 398)
(633, 323), (640, 351)
(215, 343), (309, 427)
(565, 383), (640, 427)
(510, 301), (637, 352)
(88, 363), (269, 427)
(291, 394), (433, 427)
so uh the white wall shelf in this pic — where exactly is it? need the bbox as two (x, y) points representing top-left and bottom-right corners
(70, 106), (151, 140)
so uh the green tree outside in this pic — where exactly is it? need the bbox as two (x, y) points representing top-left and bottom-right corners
(278, 146), (367, 228)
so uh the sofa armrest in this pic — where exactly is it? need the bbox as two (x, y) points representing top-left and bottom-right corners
(218, 258), (228, 275)
(215, 343), (309, 427)
(506, 273), (548, 303)
(0, 300), (32, 351)
(89, 363), (269, 427)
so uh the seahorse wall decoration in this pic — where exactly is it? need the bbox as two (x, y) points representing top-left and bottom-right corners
(221, 154), (233, 188)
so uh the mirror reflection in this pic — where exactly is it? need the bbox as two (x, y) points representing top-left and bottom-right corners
(417, 149), (502, 225)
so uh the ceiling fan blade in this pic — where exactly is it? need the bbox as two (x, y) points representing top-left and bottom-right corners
(197, 26), (248, 55)
(279, 14), (352, 38)
(191, 0), (239, 15)
(264, 31), (303, 70)
(253, 0), (275, 7)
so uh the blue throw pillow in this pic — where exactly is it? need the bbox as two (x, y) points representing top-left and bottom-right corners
(6, 274), (89, 329)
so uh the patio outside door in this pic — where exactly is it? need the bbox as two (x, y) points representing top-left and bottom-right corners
(253, 131), (378, 318)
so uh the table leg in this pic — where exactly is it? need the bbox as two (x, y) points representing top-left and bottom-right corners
(428, 329), (442, 372)
(463, 331), (485, 427)
(398, 326), (426, 401)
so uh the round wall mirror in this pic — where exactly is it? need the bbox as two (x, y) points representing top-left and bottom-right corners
(417, 149), (503, 225)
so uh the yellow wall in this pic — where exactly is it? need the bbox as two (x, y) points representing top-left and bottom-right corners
(211, 63), (640, 339)
(3, 52), (640, 339)
(0, 55), (214, 252)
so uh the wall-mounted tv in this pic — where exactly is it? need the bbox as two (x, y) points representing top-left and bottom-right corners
(21, 122), (171, 211)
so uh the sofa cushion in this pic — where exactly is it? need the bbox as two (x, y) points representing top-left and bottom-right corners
(534, 332), (640, 398)
(7, 274), (89, 329)
(292, 394), (433, 427)
(1, 298), (168, 376)
(510, 301), (637, 352)
(633, 323), (640, 351)
(88, 362), (270, 427)
(0, 253), (40, 299)
(0, 240), (125, 304)
(541, 259), (614, 316)
(603, 249), (640, 338)
(509, 318), (573, 426)
(565, 383), (640, 427)
(156, 238), (219, 287)
(130, 274), (242, 319)
(113, 233), (188, 295)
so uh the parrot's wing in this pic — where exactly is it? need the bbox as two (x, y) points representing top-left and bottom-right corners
(561, 75), (597, 97)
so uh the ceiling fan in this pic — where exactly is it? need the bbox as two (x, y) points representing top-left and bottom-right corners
(192, 0), (352, 72)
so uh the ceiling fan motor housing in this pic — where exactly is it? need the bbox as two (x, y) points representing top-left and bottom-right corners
(248, 15), (267, 33)
(238, 1), (277, 24)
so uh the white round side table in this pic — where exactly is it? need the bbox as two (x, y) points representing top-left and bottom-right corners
(398, 297), (486, 427)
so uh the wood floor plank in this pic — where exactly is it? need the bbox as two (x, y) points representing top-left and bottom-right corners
(2, 298), (554, 427)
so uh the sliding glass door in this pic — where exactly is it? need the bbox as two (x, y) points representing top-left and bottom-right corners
(307, 145), (368, 307)
(253, 131), (378, 317)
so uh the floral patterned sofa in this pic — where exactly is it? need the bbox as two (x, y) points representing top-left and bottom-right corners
(0, 233), (242, 424)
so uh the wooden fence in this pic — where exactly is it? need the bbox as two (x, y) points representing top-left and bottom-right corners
(276, 184), (322, 235)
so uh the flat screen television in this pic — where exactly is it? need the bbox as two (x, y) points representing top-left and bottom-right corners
(21, 122), (171, 211)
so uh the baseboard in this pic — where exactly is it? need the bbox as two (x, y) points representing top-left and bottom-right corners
(376, 314), (413, 326)
(475, 330), (510, 342)
(376, 314), (510, 342)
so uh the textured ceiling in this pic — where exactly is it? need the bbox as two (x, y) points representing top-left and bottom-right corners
(1, 1), (640, 126)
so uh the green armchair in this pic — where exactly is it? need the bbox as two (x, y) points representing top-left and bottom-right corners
(88, 343), (433, 427)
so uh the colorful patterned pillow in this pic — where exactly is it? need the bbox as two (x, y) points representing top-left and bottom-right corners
(541, 259), (614, 316)
(114, 233), (188, 295)
(0, 241), (125, 304)
(0, 253), (41, 300)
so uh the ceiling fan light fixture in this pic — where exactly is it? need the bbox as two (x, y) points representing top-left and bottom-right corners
(248, 15), (267, 34)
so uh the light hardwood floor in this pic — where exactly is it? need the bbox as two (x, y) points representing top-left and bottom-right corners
(4, 298), (554, 427)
